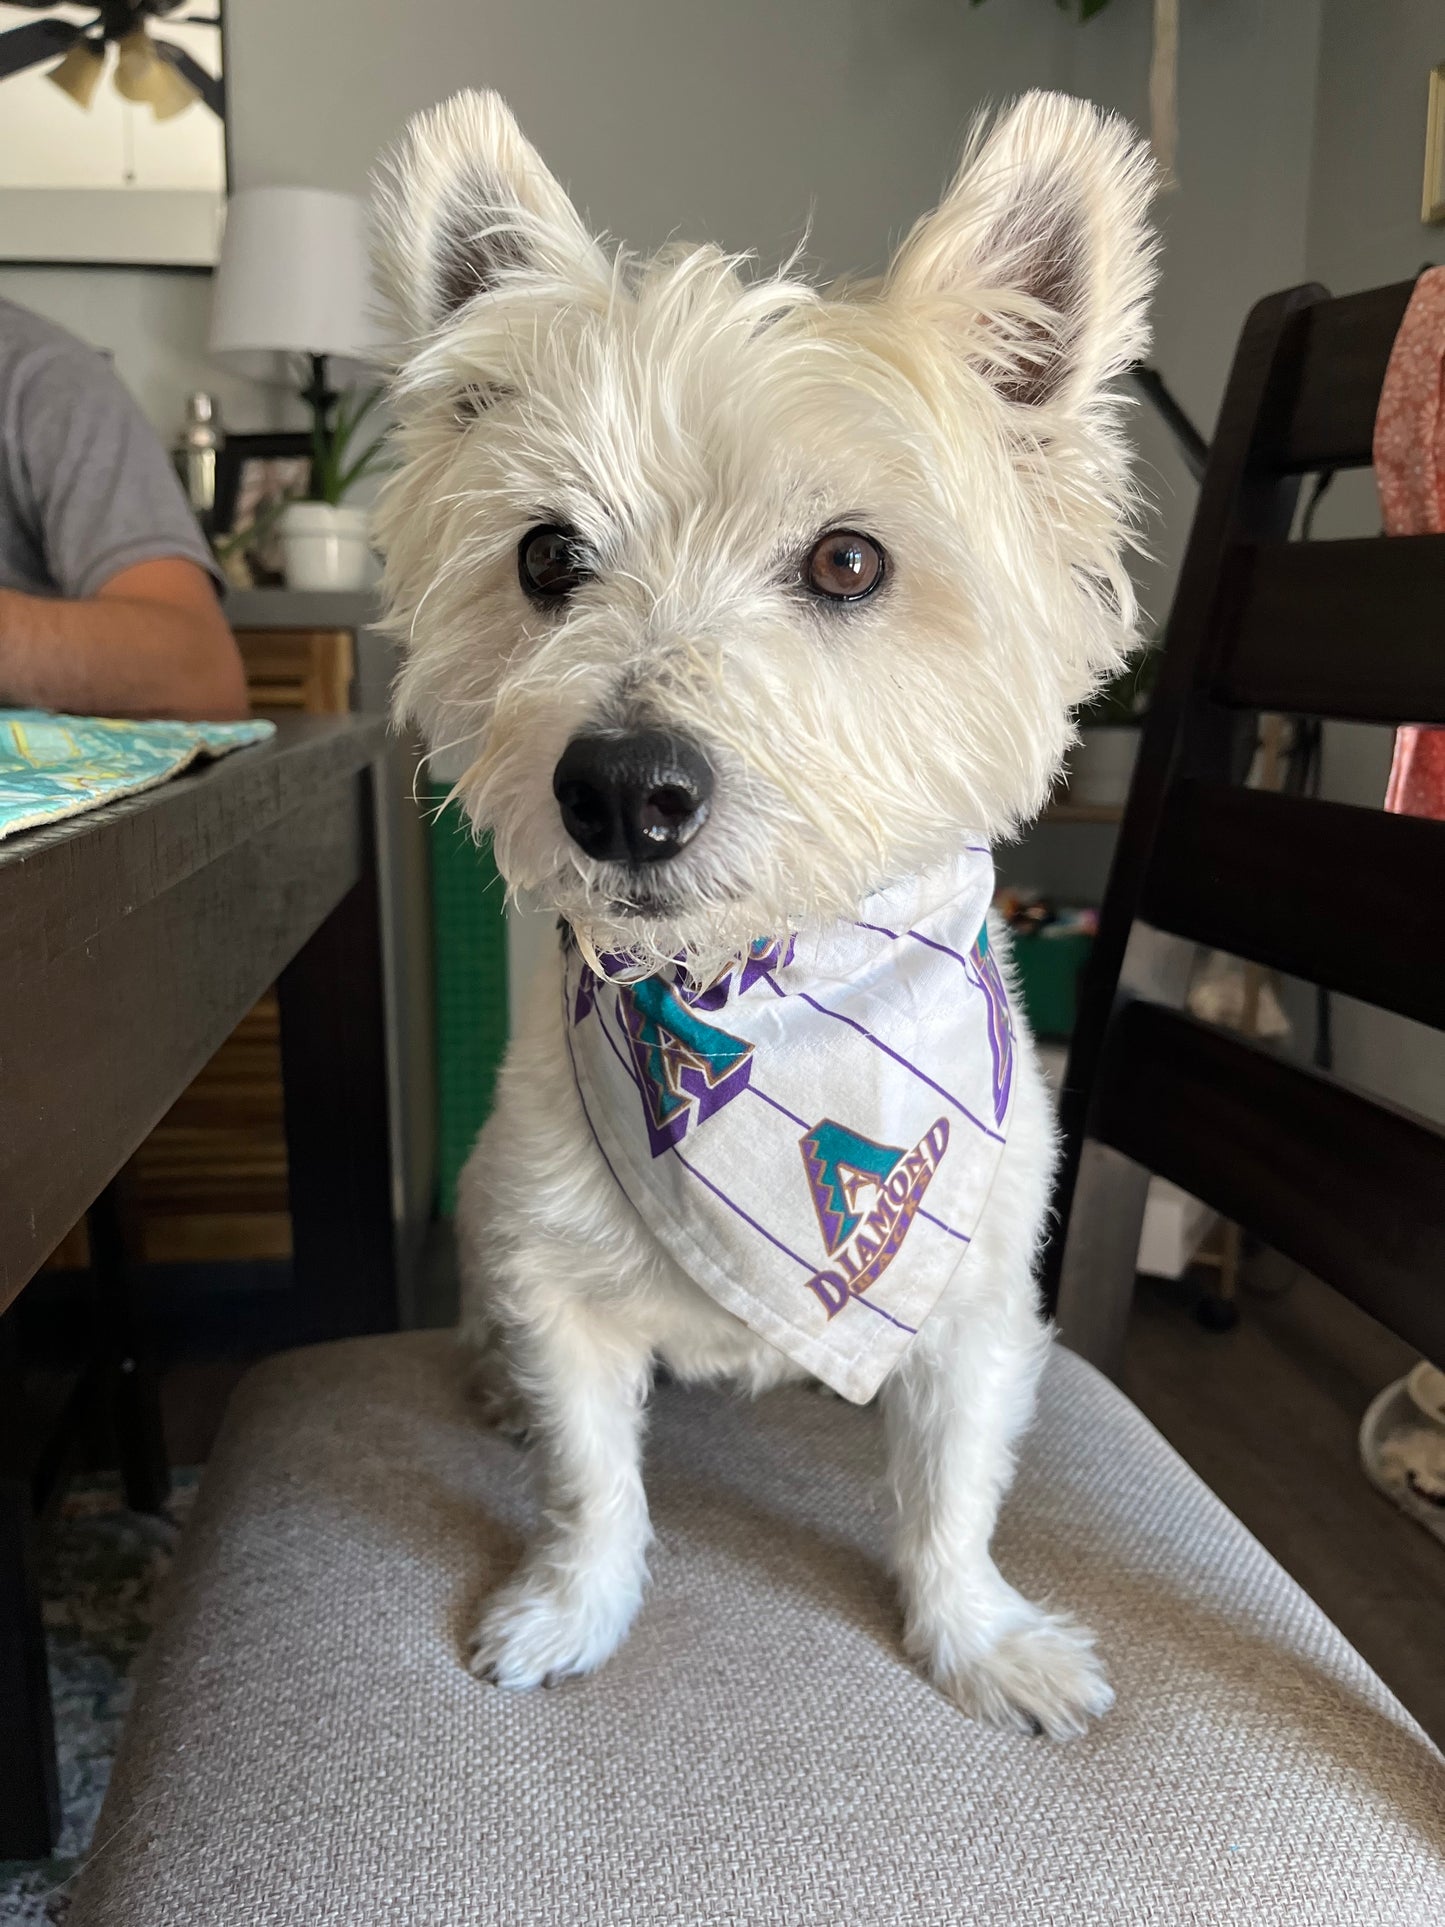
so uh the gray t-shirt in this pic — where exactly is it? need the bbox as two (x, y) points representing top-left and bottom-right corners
(0, 296), (220, 599)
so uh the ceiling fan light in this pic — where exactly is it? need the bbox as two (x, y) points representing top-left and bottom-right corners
(47, 38), (105, 110)
(112, 29), (200, 120)
(144, 54), (201, 121)
(112, 29), (156, 101)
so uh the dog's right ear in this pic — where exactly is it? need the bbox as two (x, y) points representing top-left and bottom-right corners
(373, 90), (605, 340)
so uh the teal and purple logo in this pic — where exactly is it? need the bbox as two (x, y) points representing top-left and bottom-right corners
(574, 938), (794, 1157)
(619, 976), (754, 1156)
(799, 1116), (949, 1318)
(971, 926), (1013, 1127)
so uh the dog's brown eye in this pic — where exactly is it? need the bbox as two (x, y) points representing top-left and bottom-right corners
(804, 529), (885, 602)
(519, 523), (589, 599)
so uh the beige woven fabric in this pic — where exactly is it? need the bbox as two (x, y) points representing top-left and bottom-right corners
(71, 1333), (1445, 1926)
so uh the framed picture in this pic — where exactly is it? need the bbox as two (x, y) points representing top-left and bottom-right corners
(1425, 64), (1445, 226)
(212, 432), (312, 591)
(0, 1), (227, 267)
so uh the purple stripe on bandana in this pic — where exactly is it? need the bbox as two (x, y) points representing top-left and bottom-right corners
(761, 973), (1004, 1145)
(562, 975), (633, 1206)
(669, 1146), (814, 1271)
(602, 995), (645, 1092)
(849, 1293), (918, 1334)
(748, 1083), (809, 1129)
(854, 918), (977, 976)
(919, 1209), (970, 1246)
(901, 926), (977, 971)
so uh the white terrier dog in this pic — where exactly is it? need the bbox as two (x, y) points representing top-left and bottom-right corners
(375, 88), (1154, 1740)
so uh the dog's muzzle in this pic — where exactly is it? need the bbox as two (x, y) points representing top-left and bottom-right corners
(552, 729), (713, 865)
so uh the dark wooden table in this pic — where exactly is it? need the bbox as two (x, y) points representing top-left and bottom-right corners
(0, 715), (401, 1856)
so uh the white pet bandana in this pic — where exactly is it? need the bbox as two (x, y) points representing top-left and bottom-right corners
(563, 847), (1015, 1403)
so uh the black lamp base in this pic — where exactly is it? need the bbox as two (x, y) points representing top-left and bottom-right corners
(298, 352), (337, 439)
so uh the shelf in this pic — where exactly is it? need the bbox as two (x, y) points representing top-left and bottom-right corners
(1040, 801), (1125, 826)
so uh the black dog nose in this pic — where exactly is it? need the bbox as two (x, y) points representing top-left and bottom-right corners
(552, 730), (713, 865)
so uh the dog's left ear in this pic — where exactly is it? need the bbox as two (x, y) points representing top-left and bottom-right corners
(886, 92), (1155, 415)
(373, 90), (606, 341)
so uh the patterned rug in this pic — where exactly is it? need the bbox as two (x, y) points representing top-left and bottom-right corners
(0, 1474), (196, 1924)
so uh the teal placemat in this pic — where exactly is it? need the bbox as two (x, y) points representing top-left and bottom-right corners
(0, 710), (276, 843)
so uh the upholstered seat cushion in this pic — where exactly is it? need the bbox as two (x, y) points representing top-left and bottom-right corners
(71, 1332), (1445, 1926)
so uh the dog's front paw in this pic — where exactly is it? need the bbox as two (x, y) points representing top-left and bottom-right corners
(467, 1567), (643, 1690)
(909, 1601), (1114, 1741)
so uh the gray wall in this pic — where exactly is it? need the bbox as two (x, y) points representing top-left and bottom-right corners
(1063, 0), (1325, 631)
(1, 0), (1075, 433)
(0, 262), (273, 431)
(227, 0), (1070, 271)
(1308, 0), (1445, 295)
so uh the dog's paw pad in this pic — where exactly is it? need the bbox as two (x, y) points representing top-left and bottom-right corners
(922, 1610), (1114, 1741)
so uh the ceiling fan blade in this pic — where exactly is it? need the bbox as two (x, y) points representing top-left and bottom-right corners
(149, 35), (222, 117)
(0, 18), (82, 83)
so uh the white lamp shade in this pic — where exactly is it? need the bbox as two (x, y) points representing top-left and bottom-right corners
(209, 186), (378, 380)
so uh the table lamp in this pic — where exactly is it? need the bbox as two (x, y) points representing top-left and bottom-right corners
(208, 186), (377, 431)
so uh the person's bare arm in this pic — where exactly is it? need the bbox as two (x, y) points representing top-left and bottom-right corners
(0, 557), (250, 721)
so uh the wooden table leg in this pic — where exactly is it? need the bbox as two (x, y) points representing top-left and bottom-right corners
(277, 764), (399, 1343)
(88, 1185), (170, 1516)
(0, 1325), (61, 1859)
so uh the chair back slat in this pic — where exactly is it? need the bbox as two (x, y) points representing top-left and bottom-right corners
(1093, 1005), (1445, 1364)
(1047, 275), (1445, 1362)
(1216, 535), (1445, 722)
(1263, 279), (1413, 472)
(1141, 783), (1445, 1032)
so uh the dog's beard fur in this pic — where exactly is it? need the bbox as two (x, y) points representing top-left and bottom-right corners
(374, 92), (1155, 973)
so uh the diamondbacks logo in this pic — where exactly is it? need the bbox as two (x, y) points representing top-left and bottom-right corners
(799, 1116), (949, 1318)
(617, 976), (753, 1157)
(574, 939), (793, 1158)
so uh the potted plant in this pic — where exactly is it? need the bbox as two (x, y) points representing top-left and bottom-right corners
(279, 386), (389, 592)
(1064, 645), (1158, 807)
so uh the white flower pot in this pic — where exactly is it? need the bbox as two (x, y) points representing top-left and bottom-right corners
(1065, 725), (1141, 808)
(279, 501), (372, 592)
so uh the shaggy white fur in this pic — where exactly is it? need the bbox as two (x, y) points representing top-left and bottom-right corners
(374, 87), (1156, 1739)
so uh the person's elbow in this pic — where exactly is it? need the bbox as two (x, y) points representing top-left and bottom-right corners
(100, 558), (252, 722)
(171, 611), (251, 722)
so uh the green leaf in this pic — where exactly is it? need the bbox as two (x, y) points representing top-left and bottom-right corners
(335, 435), (393, 500)
(1079, 0), (1114, 17)
(308, 383), (388, 505)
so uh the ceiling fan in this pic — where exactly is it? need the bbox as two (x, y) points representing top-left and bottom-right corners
(0, 1), (223, 121)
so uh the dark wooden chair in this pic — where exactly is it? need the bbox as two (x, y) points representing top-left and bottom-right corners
(1046, 278), (1445, 1373)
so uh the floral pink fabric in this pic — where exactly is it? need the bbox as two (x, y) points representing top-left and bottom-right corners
(1373, 267), (1445, 819)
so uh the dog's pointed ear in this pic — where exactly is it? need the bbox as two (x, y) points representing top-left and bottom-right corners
(374, 90), (605, 339)
(887, 92), (1156, 414)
